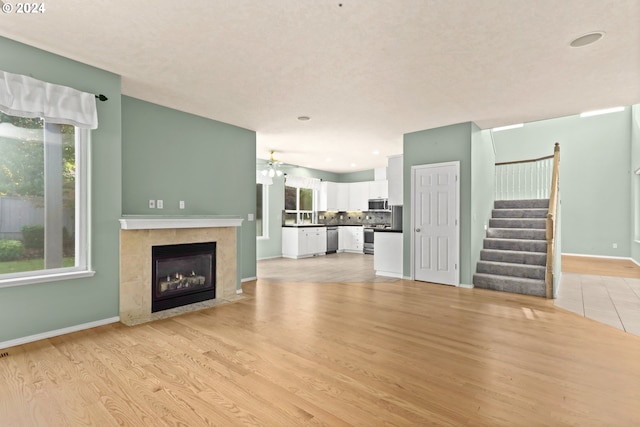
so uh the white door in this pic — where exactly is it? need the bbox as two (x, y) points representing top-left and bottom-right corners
(412, 162), (459, 286)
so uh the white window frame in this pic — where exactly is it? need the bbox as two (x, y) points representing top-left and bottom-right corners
(0, 123), (94, 288)
(257, 182), (269, 240)
(284, 186), (317, 224)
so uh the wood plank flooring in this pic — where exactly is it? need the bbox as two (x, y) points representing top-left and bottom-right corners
(2, 274), (640, 426)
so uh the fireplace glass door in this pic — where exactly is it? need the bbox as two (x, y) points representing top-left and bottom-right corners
(151, 242), (216, 312)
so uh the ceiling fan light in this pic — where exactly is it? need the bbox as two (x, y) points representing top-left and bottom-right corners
(268, 168), (275, 178)
(261, 169), (268, 176)
(276, 170), (283, 177)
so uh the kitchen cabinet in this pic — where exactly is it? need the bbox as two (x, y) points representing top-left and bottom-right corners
(374, 231), (403, 277)
(339, 226), (363, 253)
(319, 182), (348, 211)
(387, 155), (403, 206)
(282, 227), (327, 259)
(368, 180), (388, 199)
(320, 180), (390, 212)
(349, 182), (369, 211)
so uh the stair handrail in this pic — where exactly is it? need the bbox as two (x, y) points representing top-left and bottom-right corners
(545, 143), (560, 298)
(495, 153), (555, 166)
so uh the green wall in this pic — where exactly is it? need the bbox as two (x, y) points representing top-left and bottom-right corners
(403, 122), (473, 285)
(0, 37), (122, 342)
(492, 110), (632, 257)
(337, 169), (375, 182)
(470, 128), (496, 285)
(121, 96), (257, 283)
(631, 105), (640, 265)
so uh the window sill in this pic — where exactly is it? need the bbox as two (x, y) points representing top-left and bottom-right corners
(0, 270), (96, 289)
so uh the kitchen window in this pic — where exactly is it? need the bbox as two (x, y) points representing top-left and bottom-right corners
(0, 70), (96, 287)
(284, 176), (320, 224)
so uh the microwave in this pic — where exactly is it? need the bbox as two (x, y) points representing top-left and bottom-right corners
(368, 198), (389, 211)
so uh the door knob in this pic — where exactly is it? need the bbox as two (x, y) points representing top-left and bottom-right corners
(415, 228), (421, 232)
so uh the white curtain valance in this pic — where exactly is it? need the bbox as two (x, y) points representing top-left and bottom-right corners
(256, 171), (273, 185)
(285, 175), (321, 191)
(0, 70), (98, 129)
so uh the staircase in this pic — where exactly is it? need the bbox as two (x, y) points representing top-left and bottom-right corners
(473, 199), (549, 297)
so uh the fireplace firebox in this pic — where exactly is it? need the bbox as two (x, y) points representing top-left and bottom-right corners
(151, 242), (216, 313)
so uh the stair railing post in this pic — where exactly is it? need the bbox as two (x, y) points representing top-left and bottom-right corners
(545, 143), (560, 298)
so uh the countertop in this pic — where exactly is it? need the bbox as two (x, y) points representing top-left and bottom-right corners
(282, 224), (327, 228)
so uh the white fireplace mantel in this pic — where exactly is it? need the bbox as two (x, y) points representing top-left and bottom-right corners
(119, 215), (244, 230)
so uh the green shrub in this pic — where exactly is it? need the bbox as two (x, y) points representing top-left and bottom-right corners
(21, 225), (44, 249)
(0, 240), (24, 261)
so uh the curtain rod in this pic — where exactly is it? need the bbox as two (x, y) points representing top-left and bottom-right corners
(95, 94), (108, 102)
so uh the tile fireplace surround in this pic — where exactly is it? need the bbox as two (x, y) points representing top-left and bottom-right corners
(119, 216), (244, 326)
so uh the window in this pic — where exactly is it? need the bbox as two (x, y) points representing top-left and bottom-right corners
(0, 70), (96, 287)
(256, 183), (268, 238)
(285, 185), (315, 223)
(0, 112), (89, 285)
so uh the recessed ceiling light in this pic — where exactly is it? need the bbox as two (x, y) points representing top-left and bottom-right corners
(325, 157), (332, 162)
(297, 116), (310, 121)
(372, 150), (380, 155)
(492, 123), (524, 132)
(570, 31), (605, 48)
(579, 106), (624, 117)
(350, 163), (356, 167)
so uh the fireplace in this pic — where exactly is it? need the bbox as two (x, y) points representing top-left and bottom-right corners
(151, 241), (216, 313)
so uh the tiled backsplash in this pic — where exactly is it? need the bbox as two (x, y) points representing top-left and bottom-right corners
(283, 210), (391, 227)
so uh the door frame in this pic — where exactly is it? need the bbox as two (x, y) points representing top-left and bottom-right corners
(410, 161), (460, 286)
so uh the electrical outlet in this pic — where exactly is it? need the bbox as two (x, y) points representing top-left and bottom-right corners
(157, 200), (163, 209)
(179, 200), (185, 209)
(613, 243), (618, 249)
(248, 213), (254, 221)
(149, 199), (155, 209)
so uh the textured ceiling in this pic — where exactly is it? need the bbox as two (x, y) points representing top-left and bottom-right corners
(1, 0), (638, 172)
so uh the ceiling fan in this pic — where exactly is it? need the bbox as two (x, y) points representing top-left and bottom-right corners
(260, 150), (284, 177)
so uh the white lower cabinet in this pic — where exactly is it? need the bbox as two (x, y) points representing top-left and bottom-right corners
(374, 232), (403, 278)
(339, 226), (363, 253)
(282, 227), (327, 259)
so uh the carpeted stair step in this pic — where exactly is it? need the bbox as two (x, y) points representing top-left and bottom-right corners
(486, 228), (546, 240)
(480, 249), (546, 266)
(483, 238), (547, 252)
(489, 218), (546, 229)
(476, 260), (546, 280)
(494, 199), (549, 209)
(491, 208), (548, 218)
(472, 273), (546, 297)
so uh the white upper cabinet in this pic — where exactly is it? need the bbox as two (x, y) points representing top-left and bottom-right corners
(349, 181), (369, 211)
(368, 180), (388, 199)
(319, 181), (349, 211)
(387, 155), (403, 206)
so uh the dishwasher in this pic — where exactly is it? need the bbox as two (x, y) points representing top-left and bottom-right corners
(326, 226), (338, 254)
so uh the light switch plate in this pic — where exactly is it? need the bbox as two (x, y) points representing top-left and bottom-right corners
(248, 213), (254, 221)
(179, 201), (185, 209)
(157, 200), (163, 209)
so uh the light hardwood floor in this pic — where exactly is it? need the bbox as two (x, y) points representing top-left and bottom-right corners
(2, 264), (640, 425)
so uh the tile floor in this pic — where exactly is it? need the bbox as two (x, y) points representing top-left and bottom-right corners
(555, 273), (640, 336)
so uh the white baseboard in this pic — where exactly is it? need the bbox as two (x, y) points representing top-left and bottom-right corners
(631, 258), (640, 268)
(375, 271), (403, 279)
(236, 289), (243, 294)
(562, 252), (632, 261)
(257, 255), (282, 261)
(459, 283), (474, 289)
(241, 276), (257, 283)
(0, 316), (120, 350)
